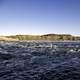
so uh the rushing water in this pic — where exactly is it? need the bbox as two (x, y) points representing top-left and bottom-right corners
(0, 41), (80, 80)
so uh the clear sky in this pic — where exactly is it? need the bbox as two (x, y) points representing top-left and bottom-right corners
(0, 0), (80, 36)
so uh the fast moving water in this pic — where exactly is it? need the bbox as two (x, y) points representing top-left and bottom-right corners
(0, 41), (80, 80)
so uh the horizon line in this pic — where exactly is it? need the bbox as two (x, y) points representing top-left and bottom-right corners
(0, 33), (80, 37)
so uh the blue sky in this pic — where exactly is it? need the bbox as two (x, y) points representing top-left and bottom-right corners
(0, 0), (80, 36)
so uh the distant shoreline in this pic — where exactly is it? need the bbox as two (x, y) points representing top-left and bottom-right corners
(0, 34), (80, 41)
